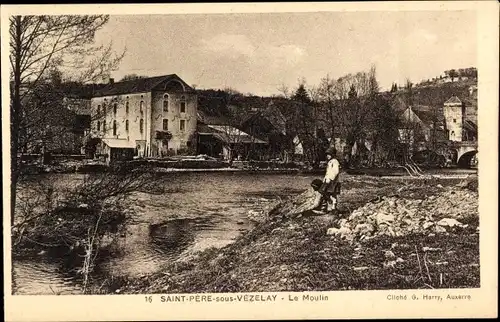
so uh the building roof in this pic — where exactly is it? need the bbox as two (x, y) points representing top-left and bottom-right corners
(463, 120), (478, 133)
(197, 124), (267, 144)
(197, 110), (231, 125)
(444, 96), (462, 105)
(101, 138), (136, 149)
(93, 74), (194, 97)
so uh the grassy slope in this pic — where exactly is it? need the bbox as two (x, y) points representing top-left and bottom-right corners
(118, 176), (479, 294)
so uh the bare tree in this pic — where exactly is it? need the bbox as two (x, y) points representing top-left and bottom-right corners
(120, 74), (148, 82)
(9, 15), (125, 222)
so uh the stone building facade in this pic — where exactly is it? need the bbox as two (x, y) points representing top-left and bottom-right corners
(443, 96), (465, 142)
(90, 74), (197, 157)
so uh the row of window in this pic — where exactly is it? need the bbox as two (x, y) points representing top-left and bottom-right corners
(96, 119), (186, 135)
(96, 96), (187, 116)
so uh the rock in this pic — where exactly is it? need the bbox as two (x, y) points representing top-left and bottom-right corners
(383, 260), (397, 268)
(327, 226), (352, 239)
(354, 223), (375, 235)
(384, 250), (396, 259)
(435, 225), (447, 234)
(437, 184), (443, 188)
(437, 218), (467, 228)
(396, 257), (405, 263)
(376, 212), (395, 225)
(326, 227), (339, 235)
(338, 219), (348, 227)
(422, 247), (442, 252)
(353, 266), (370, 271)
(423, 222), (434, 230)
(436, 261), (449, 266)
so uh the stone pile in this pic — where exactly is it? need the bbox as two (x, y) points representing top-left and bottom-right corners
(326, 187), (478, 242)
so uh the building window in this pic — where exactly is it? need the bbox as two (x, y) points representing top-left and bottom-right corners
(103, 120), (106, 133)
(126, 101), (129, 113)
(140, 119), (144, 134)
(97, 121), (101, 131)
(163, 119), (168, 131)
(113, 120), (117, 136)
(163, 95), (169, 112)
(453, 118), (456, 123)
(97, 105), (101, 116)
(140, 100), (144, 113)
(125, 120), (129, 132)
(113, 103), (118, 116)
(180, 96), (186, 113)
(180, 119), (186, 131)
(103, 105), (107, 116)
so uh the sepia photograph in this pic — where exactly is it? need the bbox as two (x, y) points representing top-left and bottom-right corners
(2, 2), (498, 321)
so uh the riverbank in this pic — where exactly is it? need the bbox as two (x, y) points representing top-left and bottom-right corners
(112, 174), (479, 294)
(21, 158), (476, 177)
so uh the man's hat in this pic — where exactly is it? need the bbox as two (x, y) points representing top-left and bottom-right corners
(325, 147), (337, 156)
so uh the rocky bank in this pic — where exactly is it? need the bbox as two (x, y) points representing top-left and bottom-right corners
(116, 175), (479, 294)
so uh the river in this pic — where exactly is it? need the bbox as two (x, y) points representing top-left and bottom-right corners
(12, 172), (316, 295)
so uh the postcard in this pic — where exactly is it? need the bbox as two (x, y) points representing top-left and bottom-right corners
(2, 1), (498, 321)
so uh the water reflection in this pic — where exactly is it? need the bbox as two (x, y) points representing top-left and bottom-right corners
(13, 172), (316, 294)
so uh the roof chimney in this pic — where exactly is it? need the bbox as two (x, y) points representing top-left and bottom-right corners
(109, 78), (114, 85)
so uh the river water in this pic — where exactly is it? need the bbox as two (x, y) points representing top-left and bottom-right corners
(12, 172), (316, 295)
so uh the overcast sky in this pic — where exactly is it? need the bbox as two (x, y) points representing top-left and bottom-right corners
(95, 11), (477, 96)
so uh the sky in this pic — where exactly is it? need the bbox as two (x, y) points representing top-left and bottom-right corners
(94, 11), (477, 96)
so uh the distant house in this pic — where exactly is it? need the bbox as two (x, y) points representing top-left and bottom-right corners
(95, 138), (136, 165)
(443, 96), (477, 142)
(196, 122), (267, 161)
(239, 100), (291, 160)
(89, 74), (198, 161)
(397, 104), (447, 148)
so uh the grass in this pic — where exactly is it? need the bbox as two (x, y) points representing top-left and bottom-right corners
(115, 175), (479, 294)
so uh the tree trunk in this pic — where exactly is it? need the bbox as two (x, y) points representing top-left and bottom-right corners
(10, 16), (22, 226)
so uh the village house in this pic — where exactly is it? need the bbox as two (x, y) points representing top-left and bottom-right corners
(196, 110), (267, 161)
(89, 74), (198, 162)
(238, 99), (292, 161)
(443, 96), (477, 142)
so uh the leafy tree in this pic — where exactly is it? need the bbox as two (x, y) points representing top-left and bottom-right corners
(448, 69), (458, 82)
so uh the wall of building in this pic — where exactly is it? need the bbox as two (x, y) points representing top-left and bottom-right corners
(443, 103), (463, 142)
(150, 91), (198, 156)
(91, 90), (197, 157)
(91, 92), (152, 156)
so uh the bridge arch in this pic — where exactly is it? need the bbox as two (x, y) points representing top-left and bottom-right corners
(457, 149), (478, 168)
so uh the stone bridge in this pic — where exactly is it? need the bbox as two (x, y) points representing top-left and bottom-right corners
(451, 141), (478, 167)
